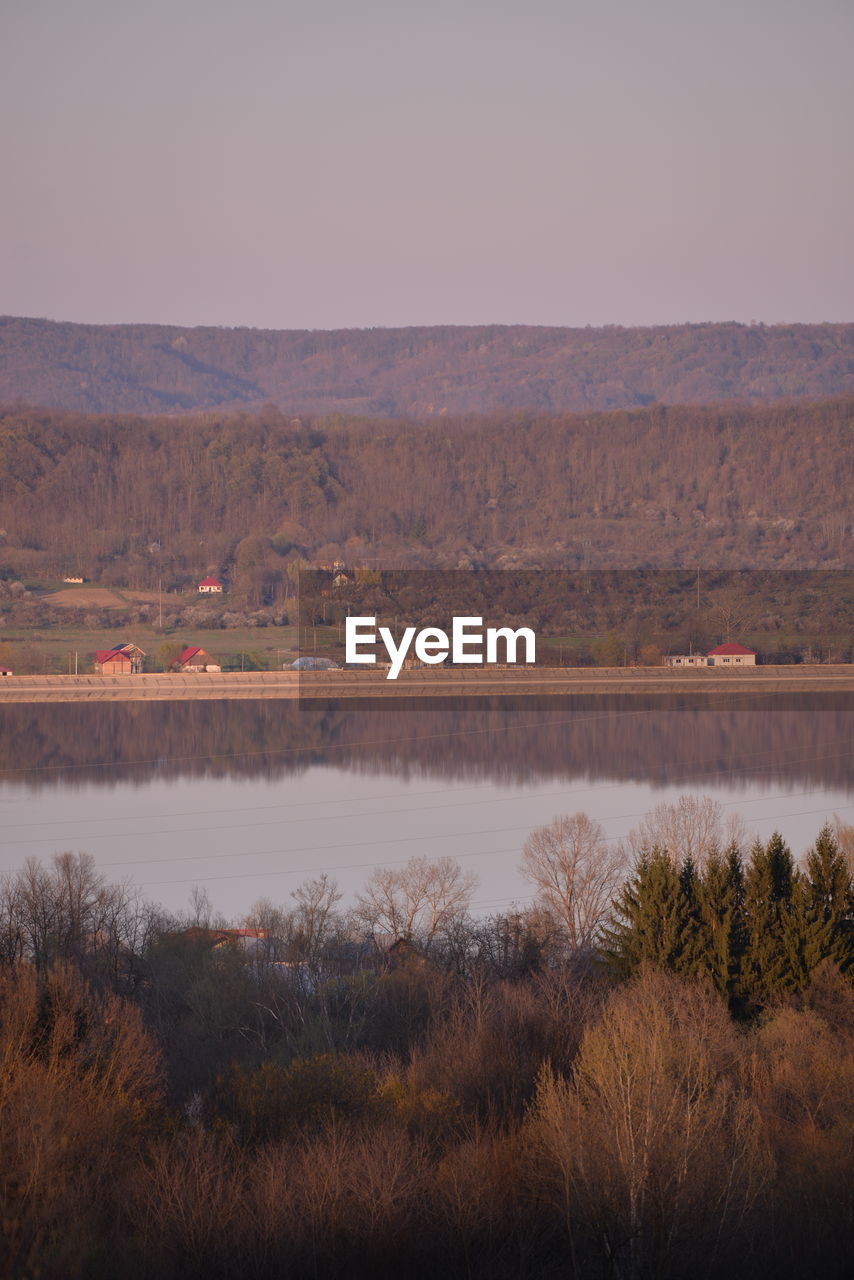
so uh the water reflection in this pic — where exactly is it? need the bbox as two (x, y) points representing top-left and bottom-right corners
(0, 694), (851, 792)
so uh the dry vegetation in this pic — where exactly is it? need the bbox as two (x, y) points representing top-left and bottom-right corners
(0, 813), (851, 1280)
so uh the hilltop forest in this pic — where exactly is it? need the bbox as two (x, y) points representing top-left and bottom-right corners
(1, 316), (852, 416)
(0, 397), (851, 600)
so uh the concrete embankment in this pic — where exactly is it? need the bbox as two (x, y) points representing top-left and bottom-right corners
(0, 666), (852, 703)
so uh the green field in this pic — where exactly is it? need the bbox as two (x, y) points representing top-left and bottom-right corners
(0, 622), (301, 674)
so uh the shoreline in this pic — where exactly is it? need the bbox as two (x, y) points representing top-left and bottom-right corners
(0, 665), (852, 703)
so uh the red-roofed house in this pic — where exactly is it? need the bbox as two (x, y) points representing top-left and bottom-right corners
(667, 642), (757, 668)
(94, 643), (145, 675)
(0, 666), (13, 677)
(178, 646), (220, 673)
(178, 927), (270, 954)
(198, 576), (224, 594)
(707, 642), (756, 666)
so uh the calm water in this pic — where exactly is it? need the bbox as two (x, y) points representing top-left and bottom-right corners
(1, 695), (851, 918)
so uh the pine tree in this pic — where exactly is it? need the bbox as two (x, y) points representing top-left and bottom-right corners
(802, 824), (854, 974)
(697, 845), (747, 1011)
(743, 832), (799, 1008)
(676, 855), (706, 977)
(602, 847), (693, 978)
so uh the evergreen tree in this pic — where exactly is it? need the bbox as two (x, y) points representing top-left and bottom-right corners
(780, 876), (837, 989)
(743, 832), (799, 1007)
(676, 855), (706, 977)
(802, 824), (854, 974)
(602, 848), (693, 978)
(697, 845), (747, 1011)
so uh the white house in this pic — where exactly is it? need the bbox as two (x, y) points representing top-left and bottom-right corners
(707, 642), (756, 666)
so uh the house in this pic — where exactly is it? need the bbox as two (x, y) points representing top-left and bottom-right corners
(178, 646), (221, 673)
(707, 642), (756, 666)
(63, 576), (85, 584)
(94, 642), (146, 675)
(0, 666), (12, 677)
(177, 927), (271, 956)
(198, 576), (224, 594)
(666, 642), (757, 668)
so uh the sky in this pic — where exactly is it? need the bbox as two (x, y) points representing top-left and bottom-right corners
(2, 0), (853, 330)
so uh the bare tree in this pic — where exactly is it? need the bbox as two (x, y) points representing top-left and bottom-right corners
(291, 873), (342, 972)
(624, 794), (748, 867)
(3, 853), (156, 989)
(520, 813), (625, 951)
(242, 896), (293, 963)
(709, 584), (754, 643)
(530, 969), (770, 1280)
(354, 856), (477, 946)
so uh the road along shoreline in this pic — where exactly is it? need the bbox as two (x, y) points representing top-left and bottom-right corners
(0, 666), (852, 703)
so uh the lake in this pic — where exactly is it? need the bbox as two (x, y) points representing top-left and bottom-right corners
(1, 694), (851, 918)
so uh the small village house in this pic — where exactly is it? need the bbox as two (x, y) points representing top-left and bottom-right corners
(0, 666), (13, 677)
(667, 642), (757, 668)
(178, 646), (221, 673)
(178, 927), (269, 952)
(94, 642), (146, 675)
(707, 642), (756, 666)
(198, 576), (224, 594)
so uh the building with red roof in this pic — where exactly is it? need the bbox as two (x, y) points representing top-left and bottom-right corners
(94, 642), (146, 675)
(178, 646), (220, 672)
(198, 576), (224, 593)
(667, 642), (757, 668)
(707, 642), (756, 666)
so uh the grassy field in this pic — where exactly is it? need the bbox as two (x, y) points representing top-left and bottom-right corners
(0, 622), (301, 674)
(1, 580), (849, 674)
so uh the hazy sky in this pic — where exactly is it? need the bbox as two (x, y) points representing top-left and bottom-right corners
(3, 0), (852, 330)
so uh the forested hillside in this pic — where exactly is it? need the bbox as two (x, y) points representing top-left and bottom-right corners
(0, 398), (851, 590)
(1, 316), (853, 415)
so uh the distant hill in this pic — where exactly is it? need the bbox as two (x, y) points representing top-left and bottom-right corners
(1, 398), (851, 586)
(1, 316), (852, 415)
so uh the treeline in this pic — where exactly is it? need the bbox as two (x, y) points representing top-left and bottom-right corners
(0, 817), (852, 1279)
(1, 316), (853, 416)
(607, 828), (852, 1015)
(300, 568), (854, 663)
(0, 398), (852, 597)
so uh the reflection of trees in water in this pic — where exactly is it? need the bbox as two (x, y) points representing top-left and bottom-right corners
(0, 696), (851, 792)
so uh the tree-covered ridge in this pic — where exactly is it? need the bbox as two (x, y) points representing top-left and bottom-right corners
(1, 316), (853, 415)
(0, 397), (852, 584)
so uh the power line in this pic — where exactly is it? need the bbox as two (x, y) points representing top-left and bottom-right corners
(131, 800), (854, 889)
(3, 748), (852, 851)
